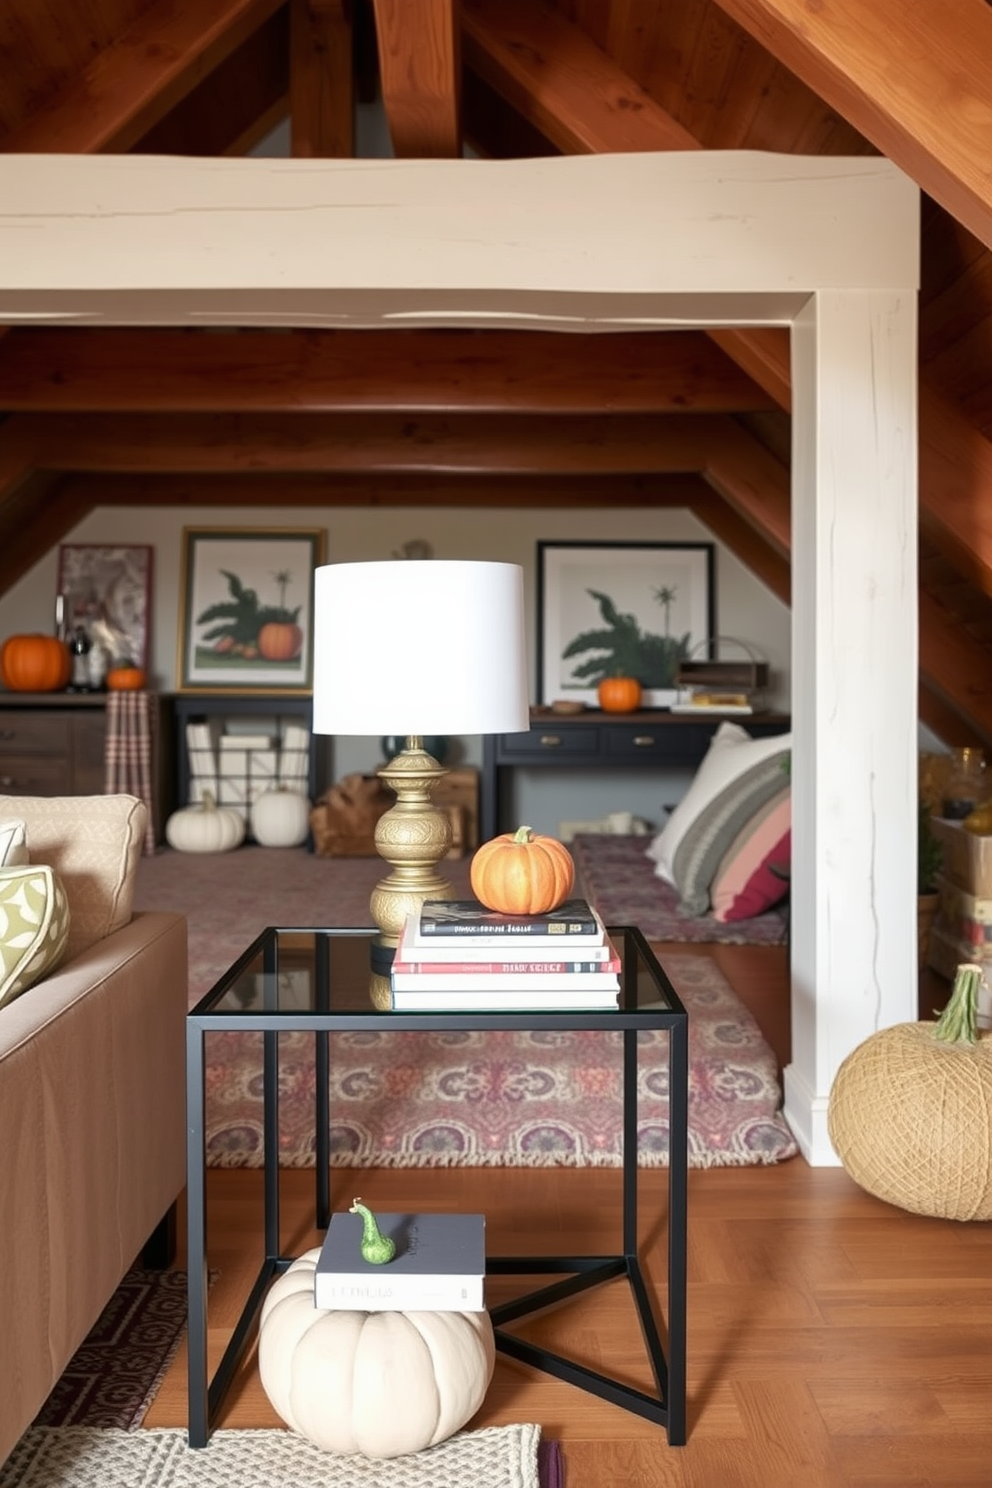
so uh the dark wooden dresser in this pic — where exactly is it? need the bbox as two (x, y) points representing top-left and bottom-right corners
(0, 691), (173, 835)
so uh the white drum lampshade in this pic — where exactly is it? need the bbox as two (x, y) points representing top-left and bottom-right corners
(311, 560), (530, 1004)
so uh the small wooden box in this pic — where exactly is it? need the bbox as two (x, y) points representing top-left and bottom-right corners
(676, 659), (769, 690)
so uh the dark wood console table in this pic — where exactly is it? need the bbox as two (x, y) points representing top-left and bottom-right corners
(481, 707), (791, 840)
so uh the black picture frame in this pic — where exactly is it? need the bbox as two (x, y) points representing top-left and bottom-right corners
(537, 540), (715, 707)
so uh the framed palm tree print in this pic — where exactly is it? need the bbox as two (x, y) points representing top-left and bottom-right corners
(177, 527), (326, 693)
(537, 540), (715, 707)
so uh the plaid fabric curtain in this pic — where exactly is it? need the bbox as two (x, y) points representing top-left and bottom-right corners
(104, 690), (158, 855)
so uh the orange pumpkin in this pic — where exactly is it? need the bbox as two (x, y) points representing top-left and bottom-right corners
(0, 634), (71, 693)
(258, 622), (303, 662)
(470, 825), (575, 915)
(597, 675), (642, 713)
(106, 665), (147, 691)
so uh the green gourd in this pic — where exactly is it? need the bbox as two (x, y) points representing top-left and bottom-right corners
(349, 1197), (396, 1264)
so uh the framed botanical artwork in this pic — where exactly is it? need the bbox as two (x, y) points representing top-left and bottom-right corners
(177, 527), (326, 694)
(56, 543), (153, 670)
(537, 540), (715, 707)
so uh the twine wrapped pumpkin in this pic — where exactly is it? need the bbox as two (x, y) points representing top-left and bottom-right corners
(828, 963), (992, 1220)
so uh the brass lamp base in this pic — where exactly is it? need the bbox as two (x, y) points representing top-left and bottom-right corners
(368, 736), (455, 1010)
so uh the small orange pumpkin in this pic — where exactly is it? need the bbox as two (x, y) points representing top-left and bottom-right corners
(470, 825), (575, 915)
(106, 665), (147, 691)
(597, 675), (642, 713)
(258, 622), (303, 662)
(0, 634), (72, 692)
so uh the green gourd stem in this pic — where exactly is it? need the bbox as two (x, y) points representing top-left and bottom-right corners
(513, 825), (535, 844)
(933, 963), (983, 1044)
(349, 1197), (396, 1265)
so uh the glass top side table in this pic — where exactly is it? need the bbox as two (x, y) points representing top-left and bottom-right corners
(185, 924), (688, 1447)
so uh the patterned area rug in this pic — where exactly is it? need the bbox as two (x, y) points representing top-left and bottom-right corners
(572, 832), (788, 945)
(135, 847), (796, 1169)
(205, 953), (796, 1169)
(1, 1424), (548, 1488)
(32, 1269), (191, 1432)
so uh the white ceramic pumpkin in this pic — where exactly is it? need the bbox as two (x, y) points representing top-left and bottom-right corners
(165, 791), (245, 853)
(258, 1248), (495, 1458)
(250, 787), (311, 848)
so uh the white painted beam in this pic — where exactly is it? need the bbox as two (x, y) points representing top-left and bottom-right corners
(787, 288), (919, 1163)
(0, 152), (917, 327)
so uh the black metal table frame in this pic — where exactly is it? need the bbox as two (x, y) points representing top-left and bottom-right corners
(185, 924), (688, 1448)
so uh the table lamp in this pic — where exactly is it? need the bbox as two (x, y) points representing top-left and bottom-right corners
(312, 559), (530, 1005)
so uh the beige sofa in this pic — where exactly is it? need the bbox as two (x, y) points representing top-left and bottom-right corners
(0, 794), (187, 1466)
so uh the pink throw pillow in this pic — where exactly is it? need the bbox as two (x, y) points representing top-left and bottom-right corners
(711, 790), (791, 923)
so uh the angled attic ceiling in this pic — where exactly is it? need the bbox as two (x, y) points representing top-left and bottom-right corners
(2, 0), (992, 748)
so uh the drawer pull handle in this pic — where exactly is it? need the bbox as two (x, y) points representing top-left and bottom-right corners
(539, 734), (563, 748)
(633, 735), (656, 747)
(0, 775), (14, 787)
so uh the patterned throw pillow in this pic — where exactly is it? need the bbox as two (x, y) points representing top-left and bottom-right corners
(0, 819), (29, 867)
(645, 722), (792, 887)
(0, 794), (146, 961)
(669, 752), (791, 917)
(711, 789), (791, 923)
(0, 864), (72, 1009)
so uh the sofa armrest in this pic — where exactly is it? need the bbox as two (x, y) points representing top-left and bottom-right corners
(0, 910), (187, 1464)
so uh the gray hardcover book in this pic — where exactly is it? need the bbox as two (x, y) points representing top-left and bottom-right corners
(314, 1212), (486, 1312)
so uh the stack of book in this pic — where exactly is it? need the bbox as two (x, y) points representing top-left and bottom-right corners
(315, 1211), (486, 1312)
(389, 895), (620, 1010)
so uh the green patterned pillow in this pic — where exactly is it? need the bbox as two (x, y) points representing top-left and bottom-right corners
(0, 819), (28, 867)
(0, 864), (71, 1009)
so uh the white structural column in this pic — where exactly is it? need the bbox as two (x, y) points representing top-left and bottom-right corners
(787, 290), (920, 1164)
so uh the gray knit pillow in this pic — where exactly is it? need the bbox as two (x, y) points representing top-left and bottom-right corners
(670, 751), (791, 917)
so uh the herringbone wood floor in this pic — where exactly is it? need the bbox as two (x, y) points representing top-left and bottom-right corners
(146, 945), (992, 1487)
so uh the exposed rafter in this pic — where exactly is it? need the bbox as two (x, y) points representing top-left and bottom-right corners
(291, 0), (354, 157)
(3, 411), (725, 476)
(1, 0), (284, 153)
(371, 0), (462, 156)
(0, 330), (774, 415)
(461, 0), (792, 411)
(713, 0), (992, 254)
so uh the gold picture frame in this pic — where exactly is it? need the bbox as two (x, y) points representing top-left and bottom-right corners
(177, 527), (326, 694)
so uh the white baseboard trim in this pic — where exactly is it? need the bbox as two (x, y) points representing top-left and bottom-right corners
(782, 1063), (842, 1167)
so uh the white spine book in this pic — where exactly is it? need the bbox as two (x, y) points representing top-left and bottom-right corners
(218, 748), (248, 820)
(314, 1273), (485, 1312)
(220, 733), (273, 750)
(314, 1211), (486, 1313)
(279, 723), (311, 793)
(186, 722), (217, 804)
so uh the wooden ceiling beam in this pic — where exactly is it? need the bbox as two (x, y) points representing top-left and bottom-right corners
(17, 411), (719, 475)
(919, 379), (992, 606)
(0, 474), (94, 596)
(462, 0), (694, 153)
(134, 11), (289, 158)
(460, 0), (791, 412)
(1, 0), (284, 154)
(47, 468), (710, 509)
(713, 0), (992, 255)
(690, 488), (791, 605)
(0, 329), (774, 415)
(291, 0), (354, 157)
(371, 0), (461, 157)
(919, 587), (992, 749)
(701, 420), (792, 559)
